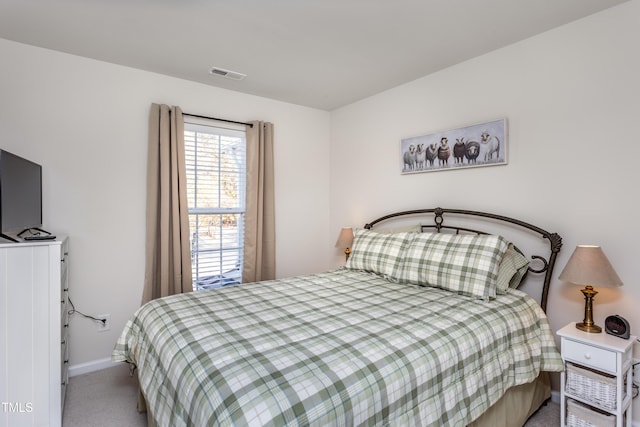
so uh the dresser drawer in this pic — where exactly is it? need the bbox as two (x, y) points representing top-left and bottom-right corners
(60, 308), (69, 342)
(563, 338), (616, 373)
(60, 254), (69, 286)
(61, 340), (69, 383)
(61, 340), (69, 412)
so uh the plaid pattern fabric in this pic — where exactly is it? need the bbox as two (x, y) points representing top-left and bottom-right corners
(112, 269), (562, 427)
(496, 244), (530, 294)
(345, 229), (415, 281)
(400, 233), (508, 299)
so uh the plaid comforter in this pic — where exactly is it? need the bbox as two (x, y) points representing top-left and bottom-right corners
(112, 269), (562, 427)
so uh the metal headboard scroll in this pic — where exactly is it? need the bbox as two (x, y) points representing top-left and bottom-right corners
(364, 207), (563, 312)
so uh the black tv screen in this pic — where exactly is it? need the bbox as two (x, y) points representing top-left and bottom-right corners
(0, 149), (43, 234)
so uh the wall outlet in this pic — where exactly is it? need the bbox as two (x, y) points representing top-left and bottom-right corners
(96, 314), (111, 332)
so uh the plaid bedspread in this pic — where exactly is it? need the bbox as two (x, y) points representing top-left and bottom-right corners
(112, 269), (562, 427)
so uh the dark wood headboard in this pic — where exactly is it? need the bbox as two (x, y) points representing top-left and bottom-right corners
(364, 207), (563, 312)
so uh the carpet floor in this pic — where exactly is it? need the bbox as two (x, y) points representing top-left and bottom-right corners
(63, 364), (559, 426)
(63, 364), (147, 427)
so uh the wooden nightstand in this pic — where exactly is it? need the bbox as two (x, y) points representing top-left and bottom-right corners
(557, 322), (635, 427)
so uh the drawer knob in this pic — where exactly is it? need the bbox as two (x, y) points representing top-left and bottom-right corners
(584, 353), (591, 359)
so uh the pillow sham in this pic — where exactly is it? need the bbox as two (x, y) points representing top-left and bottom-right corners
(399, 232), (509, 299)
(345, 229), (415, 281)
(496, 243), (530, 294)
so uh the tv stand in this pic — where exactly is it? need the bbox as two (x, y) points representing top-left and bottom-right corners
(0, 233), (19, 243)
(18, 227), (56, 241)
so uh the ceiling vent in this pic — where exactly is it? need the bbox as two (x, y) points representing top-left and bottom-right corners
(209, 67), (246, 81)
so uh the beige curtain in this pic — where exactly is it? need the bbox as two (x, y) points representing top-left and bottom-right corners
(142, 103), (193, 304)
(242, 121), (276, 282)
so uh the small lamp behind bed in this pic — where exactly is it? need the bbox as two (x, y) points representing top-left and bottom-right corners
(559, 245), (623, 333)
(335, 227), (354, 261)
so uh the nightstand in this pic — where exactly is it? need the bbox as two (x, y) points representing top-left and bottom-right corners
(557, 322), (635, 427)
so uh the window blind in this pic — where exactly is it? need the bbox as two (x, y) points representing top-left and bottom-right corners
(184, 120), (246, 290)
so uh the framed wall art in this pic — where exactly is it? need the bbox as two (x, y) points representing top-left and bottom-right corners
(401, 118), (507, 174)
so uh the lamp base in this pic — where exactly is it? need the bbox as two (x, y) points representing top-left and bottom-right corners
(576, 322), (602, 333)
(576, 285), (602, 333)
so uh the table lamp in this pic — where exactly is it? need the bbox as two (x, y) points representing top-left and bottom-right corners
(558, 245), (623, 333)
(335, 227), (354, 261)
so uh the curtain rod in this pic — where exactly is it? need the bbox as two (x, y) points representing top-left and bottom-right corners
(183, 113), (253, 128)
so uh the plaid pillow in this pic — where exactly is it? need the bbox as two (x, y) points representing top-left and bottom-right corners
(496, 243), (530, 294)
(345, 229), (415, 281)
(400, 232), (509, 299)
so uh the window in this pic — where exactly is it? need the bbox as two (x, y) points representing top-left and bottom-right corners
(184, 120), (246, 291)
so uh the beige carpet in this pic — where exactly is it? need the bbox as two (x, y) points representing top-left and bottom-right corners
(63, 363), (559, 426)
(63, 364), (147, 427)
(524, 401), (560, 427)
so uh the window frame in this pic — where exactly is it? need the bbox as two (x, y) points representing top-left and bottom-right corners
(183, 118), (247, 291)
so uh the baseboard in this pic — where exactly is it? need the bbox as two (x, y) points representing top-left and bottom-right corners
(69, 357), (121, 377)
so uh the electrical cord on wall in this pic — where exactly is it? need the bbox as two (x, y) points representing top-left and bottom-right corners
(67, 296), (106, 327)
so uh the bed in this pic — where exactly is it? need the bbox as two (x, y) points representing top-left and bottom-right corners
(112, 207), (564, 427)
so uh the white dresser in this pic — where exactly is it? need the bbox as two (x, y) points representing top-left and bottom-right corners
(0, 237), (69, 427)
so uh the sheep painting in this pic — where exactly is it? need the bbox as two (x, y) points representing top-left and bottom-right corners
(400, 118), (506, 174)
(403, 144), (416, 171)
(414, 143), (426, 169)
(425, 144), (437, 166)
(437, 137), (450, 166)
(464, 140), (480, 164)
(453, 138), (466, 164)
(480, 130), (500, 162)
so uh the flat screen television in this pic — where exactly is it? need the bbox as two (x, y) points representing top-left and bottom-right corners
(0, 149), (44, 241)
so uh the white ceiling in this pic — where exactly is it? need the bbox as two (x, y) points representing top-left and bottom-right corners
(0, 0), (628, 111)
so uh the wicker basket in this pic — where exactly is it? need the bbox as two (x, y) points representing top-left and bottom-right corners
(566, 363), (621, 411)
(567, 399), (616, 427)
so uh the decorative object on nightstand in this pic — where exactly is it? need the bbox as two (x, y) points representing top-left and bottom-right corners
(335, 227), (354, 261)
(558, 245), (623, 333)
(604, 314), (630, 339)
(557, 323), (635, 427)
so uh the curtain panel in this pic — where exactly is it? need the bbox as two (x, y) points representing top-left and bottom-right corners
(142, 103), (193, 304)
(242, 121), (276, 282)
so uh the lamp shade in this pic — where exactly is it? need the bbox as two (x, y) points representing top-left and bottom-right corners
(335, 227), (354, 249)
(558, 245), (623, 287)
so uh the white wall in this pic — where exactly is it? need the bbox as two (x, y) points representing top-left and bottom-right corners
(330, 0), (640, 418)
(0, 38), (332, 368)
(2, 0), (640, 419)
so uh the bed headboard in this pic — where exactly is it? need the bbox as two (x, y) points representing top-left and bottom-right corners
(364, 207), (563, 312)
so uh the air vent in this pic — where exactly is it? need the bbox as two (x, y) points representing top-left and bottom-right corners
(209, 67), (246, 81)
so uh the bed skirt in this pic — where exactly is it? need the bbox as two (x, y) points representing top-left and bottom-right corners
(469, 372), (552, 427)
(137, 372), (551, 427)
